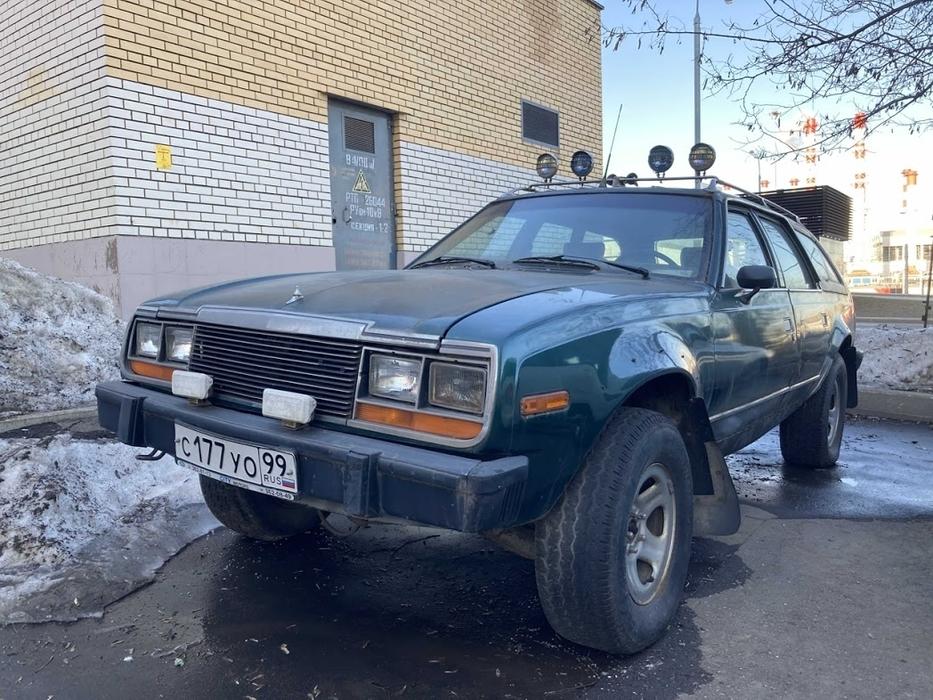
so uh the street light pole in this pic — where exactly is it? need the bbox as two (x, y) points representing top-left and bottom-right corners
(694, 0), (701, 188)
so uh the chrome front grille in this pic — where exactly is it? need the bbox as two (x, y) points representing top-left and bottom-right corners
(188, 323), (363, 419)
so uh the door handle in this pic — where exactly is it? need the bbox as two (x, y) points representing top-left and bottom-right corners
(821, 313), (829, 327)
(342, 207), (352, 223)
(783, 317), (794, 332)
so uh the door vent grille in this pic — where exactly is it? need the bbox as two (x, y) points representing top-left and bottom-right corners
(344, 116), (375, 153)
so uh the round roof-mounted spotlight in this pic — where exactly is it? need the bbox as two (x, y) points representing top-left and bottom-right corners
(570, 150), (594, 181)
(536, 153), (559, 182)
(648, 145), (674, 179)
(623, 172), (639, 186)
(688, 143), (717, 174)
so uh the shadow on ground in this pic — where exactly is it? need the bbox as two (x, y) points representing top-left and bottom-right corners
(187, 525), (749, 698)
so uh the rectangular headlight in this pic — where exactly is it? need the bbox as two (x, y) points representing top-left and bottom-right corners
(135, 322), (161, 358)
(369, 354), (422, 403)
(429, 362), (487, 415)
(166, 326), (193, 363)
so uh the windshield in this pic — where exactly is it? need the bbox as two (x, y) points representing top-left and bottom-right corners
(415, 192), (712, 279)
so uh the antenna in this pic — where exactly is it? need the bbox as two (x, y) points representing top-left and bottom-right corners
(603, 104), (623, 181)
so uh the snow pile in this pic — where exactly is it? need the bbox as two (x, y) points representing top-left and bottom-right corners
(0, 257), (124, 418)
(0, 435), (217, 623)
(856, 325), (932, 393)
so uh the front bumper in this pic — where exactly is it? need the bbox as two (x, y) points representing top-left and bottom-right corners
(96, 381), (528, 532)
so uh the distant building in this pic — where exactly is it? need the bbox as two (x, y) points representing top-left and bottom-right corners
(863, 226), (933, 294)
(1, 0), (604, 316)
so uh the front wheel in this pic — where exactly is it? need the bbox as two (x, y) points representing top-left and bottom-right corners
(200, 476), (322, 541)
(534, 408), (693, 655)
(779, 354), (847, 469)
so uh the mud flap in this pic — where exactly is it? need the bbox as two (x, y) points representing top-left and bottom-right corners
(693, 441), (741, 536)
(682, 398), (741, 537)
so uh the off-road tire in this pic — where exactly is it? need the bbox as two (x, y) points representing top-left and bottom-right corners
(199, 476), (321, 541)
(535, 408), (693, 655)
(779, 354), (847, 469)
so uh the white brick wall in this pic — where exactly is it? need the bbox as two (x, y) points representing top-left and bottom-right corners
(0, 1), (545, 257)
(0, 0), (115, 250)
(103, 78), (332, 246)
(398, 142), (540, 253)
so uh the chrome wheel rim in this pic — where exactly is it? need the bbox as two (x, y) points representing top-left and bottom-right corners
(827, 373), (844, 447)
(624, 462), (676, 606)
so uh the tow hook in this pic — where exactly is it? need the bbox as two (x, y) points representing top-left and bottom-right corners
(135, 449), (166, 462)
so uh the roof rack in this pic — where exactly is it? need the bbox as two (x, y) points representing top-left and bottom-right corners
(506, 174), (802, 223)
(709, 178), (803, 223)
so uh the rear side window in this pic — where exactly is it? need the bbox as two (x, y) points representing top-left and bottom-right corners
(795, 232), (842, 285)
(723, 211), (769, 287)
(757, 217), (814, 289)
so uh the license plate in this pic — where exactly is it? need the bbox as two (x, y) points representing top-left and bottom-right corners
(174, 424), (298, 501)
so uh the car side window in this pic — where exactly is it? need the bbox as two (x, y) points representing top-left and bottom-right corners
(757, 217), (814, 289)
(723, 211), (769, 287)
(794, 231), (843, 285)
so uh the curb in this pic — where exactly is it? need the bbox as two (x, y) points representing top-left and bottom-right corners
(0, 405), (98, 434)
(849, 389), (933, 424)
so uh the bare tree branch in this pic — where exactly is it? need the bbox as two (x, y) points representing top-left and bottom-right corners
(604, 0), (933, 155)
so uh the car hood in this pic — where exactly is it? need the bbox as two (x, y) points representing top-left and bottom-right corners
(144, 269), (703, 342)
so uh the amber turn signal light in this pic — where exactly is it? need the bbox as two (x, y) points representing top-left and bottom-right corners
(356, 403), (482, 440)
(520, 390), (570, 416)
(129, 360), (175, 382)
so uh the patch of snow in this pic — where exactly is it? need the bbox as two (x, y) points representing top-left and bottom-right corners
(0, 257), (124, 418)
(856, 325), (932, 393)
(0, 434), (217, 623)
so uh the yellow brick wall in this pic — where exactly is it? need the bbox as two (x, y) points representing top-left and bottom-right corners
(101, 0), (604, 169)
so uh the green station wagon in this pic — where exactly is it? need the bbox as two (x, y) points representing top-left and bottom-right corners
(97, 172), (861, 654)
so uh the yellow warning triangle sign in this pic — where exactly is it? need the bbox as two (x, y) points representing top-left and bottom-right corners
(352, 170), (371, 193)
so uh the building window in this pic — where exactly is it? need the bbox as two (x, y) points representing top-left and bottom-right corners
(917, 244), (932, 261)
(521, 101), (560, 148)
(881, 245), (904, 262)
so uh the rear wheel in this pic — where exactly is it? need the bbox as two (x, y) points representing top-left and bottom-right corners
(200, 476), (321, 541)
(779, 354), (847, 468)
(534, 408), (693, 655)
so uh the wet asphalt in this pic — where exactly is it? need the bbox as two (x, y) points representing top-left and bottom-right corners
(0, 416), (931, 699)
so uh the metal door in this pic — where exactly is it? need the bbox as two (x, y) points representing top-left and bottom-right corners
(708, 209), (801, 452)
(328, 100), (396, 270)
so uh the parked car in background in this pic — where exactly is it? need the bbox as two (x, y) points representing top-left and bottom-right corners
(97, 167), (861, 654)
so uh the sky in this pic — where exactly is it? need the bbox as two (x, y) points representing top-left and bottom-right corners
(597, 0), (933, 237)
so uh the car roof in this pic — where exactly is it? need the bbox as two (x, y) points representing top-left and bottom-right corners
(495, 182), (802, 226)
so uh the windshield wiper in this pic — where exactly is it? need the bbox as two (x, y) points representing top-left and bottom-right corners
(512, 255), (650, 279)
(409, 255), (497, 269)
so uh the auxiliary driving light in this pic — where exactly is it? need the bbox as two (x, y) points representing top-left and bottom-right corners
(648, 145), (674, 178)
(688, 143), (717, 173)
(171, 370), (213, 401)
(570, 150), (594, 180)
(263, 388), (316, 427)
(536, 153), (558, 181)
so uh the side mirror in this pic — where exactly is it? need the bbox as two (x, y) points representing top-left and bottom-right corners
(734, 265), (777, 303)
(737, 265), (777, 290)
